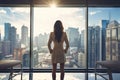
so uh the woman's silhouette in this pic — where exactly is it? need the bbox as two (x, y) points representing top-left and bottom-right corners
(48, 20), (69, 80)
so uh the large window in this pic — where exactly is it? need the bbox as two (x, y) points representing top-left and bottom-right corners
(0, 7), (30, 69)
(88, 8), (120, 67)
(33, 7), (86, 69)
(0, 3), (120, 80)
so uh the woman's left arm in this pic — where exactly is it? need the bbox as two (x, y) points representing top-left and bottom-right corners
(64, 32), (69, 53)
(48, 32), (53, 53)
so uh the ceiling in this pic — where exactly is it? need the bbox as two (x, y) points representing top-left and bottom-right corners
(0, 0), (120, 7)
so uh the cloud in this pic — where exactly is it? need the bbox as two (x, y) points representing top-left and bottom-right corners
(0, 7), (30, 38)
(34, 8), (85, 36)
(0, 9), (6, 14)
(89, 11), (101, 15)
(11, 8), (30, 13)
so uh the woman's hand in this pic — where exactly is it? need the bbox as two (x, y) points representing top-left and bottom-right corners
(64, 49), (67, 53)
(50, 49), (53, 54)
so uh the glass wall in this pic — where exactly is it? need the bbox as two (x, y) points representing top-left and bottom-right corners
(0, 5), (120, 80)
(88, 7), (120, 68)
(0, 7), (30, 69)
(33, 7), (86, 69)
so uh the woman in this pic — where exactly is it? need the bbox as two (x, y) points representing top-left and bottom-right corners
(48, 20), (69, 80)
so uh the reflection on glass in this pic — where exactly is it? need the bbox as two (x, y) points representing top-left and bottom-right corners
(33, 7), (86, 69)
(0, 7), (30, 69)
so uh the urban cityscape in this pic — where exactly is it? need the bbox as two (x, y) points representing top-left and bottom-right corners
(0, 7), (120, 80)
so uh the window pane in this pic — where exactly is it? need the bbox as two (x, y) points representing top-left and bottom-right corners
(33, 7), (86, 69)
(0, 7), (30, 69)
(88, 7), (120, 68)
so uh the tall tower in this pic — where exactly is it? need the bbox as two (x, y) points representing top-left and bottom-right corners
(3, 23), (17, 55)
(21, 25), (28, 47)
(10, 26), (17, 54)
(88, 26), (101, 68)
(4, 23), (11, 41)
(100, 20), (109, 61)
(80, 30), (85, 52)
(106, 20), (120, 60)
(66, 27), (79, 47)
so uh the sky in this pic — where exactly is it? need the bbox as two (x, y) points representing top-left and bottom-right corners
(0, 7), (120, 38)
(34, 7), (85, 36)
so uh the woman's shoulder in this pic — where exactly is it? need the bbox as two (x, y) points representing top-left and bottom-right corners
(50, 32), (54, 34)
(63, 32), (66, 34)
(50, 32), (54, 36)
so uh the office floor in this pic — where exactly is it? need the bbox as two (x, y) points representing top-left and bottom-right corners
(0, 73), (85, 80)
(0, 73), (120, 80)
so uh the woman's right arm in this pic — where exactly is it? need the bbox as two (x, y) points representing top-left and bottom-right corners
(64, 32), (69, 53)
(48, 32), (53, 53)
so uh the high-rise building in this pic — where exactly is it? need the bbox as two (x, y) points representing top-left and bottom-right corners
(66, 27), (80, 47)
(80, 30), (85, 52)
(10, 26), (17, 54)
(3, 23), (17, 55)
(100, 20), (109, 61)
(38, 33), (49, 48)
(2, 41), (11, 56)
(4, 23), (11, 41)
(78, 52), (86, 68)
(21, 25), (28, 47)
(23, 52), (29, 67)
(106, 20), (120, 60)
(88, 26), (101, 68)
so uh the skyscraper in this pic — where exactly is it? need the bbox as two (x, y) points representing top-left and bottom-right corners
(66, 27), (80, 47)
(106, 20), (120, 60)
(4, 23), (11, 41)
(80, 30), (85, 52)
(100, 20), (109, 61)
(21, 25), (28, 47)
(10, 26), (17, 54)
(88, 26), (101, 68)
(3, 23), (17, 55)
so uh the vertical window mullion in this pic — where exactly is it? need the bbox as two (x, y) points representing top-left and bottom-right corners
(30, 0), (34, 79)
(85, 0), (88, 80)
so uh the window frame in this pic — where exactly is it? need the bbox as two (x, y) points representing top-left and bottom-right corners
(1, 0), (120, 80)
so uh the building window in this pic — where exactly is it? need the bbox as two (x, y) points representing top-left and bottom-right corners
(0, 7), (30, 69)
(33, 7), (86, 69)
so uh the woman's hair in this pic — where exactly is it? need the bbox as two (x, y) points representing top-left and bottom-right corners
(54, 20), (64, 42)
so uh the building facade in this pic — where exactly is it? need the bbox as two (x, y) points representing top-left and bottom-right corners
(106, 20), (120, 60)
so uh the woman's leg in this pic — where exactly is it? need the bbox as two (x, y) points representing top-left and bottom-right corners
(52, 63), (57, 80)
(60, 63), (64, 80)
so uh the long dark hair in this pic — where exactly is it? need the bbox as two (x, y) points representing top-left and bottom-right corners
(54, 20), (64, 42)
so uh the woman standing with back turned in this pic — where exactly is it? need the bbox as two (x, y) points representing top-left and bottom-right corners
(48, 20), (69, 80)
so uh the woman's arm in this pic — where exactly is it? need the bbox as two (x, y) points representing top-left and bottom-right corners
(64, 32), (69, 53)
(48, 32), (53, 53)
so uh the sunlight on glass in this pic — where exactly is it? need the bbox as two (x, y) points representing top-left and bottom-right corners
(50, 2), (57, 8)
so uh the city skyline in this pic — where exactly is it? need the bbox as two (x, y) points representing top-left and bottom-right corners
(0, 7), (120, 37)
(0, 7), (120, 80)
